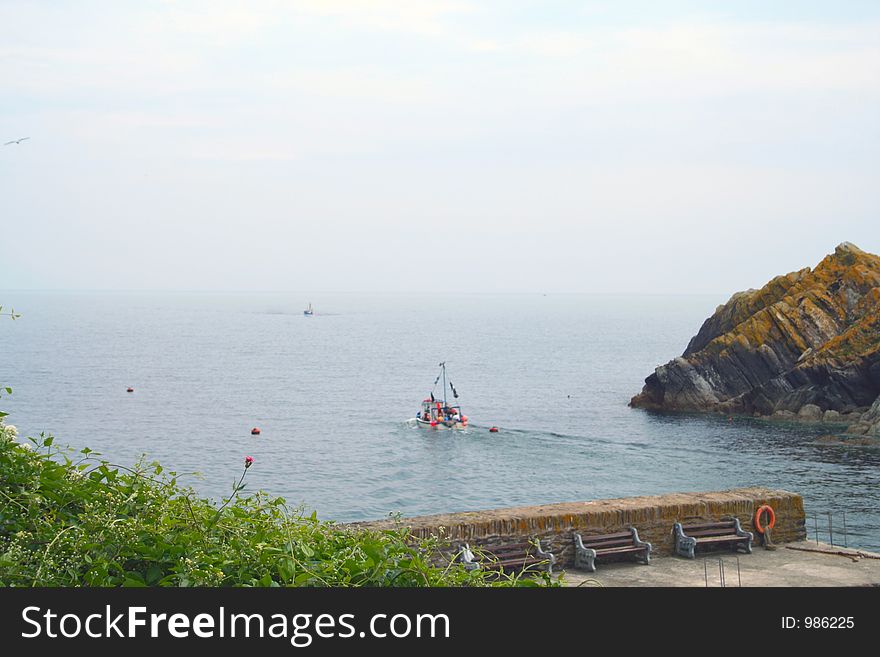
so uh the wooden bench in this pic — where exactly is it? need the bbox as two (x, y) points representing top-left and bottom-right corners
(459, 540), (556, 574)
(573, 528), (652, 572)
(673, 519), (753, 559)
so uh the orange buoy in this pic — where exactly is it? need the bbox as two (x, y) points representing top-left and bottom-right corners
(489, 426), (499, 433)
(754, 504), (776, 534)
(126, 387), (134, 393)
(251, 427), (261, 436)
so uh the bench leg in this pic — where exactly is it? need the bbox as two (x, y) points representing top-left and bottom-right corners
(676, 536), (696, 559)
(574, 547), (597, 572)
(534, 541), (555, 575)
(630, 528), (652, 566)
(732, 519), (754, 554)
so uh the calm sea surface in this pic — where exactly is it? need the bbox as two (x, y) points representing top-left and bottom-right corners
(2, 292), (878, 550)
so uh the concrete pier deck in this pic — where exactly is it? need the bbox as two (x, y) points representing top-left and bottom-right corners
(562, 542), (880, 587)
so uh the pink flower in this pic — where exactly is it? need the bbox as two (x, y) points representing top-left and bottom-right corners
(244, 455), (254, 469)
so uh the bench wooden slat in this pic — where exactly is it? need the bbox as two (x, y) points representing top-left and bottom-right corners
(484, 543), (534, 552)
(680, 522), (737, 531)
(693, 535), (750, 544)
(579, 535), (636, 546)
(580, 539), (636, 549)
(685, 529), (741, 538)
(484, 551), (542, 560)
(487, 559), (541, 567)
(596, 545), (645, 555)
(492, 554), (542, 560)
(578, 531), (634, 541)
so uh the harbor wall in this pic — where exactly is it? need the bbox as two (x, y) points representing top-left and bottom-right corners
(352, 487), (806, 567)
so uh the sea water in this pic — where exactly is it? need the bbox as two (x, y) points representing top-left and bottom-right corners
(1, 291), (878, 550)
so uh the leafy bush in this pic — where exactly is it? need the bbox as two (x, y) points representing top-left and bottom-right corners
(0, 430), (552, 587)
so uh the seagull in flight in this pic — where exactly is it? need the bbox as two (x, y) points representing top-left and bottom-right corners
(4, 137), (30, 145)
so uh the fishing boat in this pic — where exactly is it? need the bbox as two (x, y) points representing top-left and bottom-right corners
(303, 302), (314, 316)
(415, 362), (469, 430)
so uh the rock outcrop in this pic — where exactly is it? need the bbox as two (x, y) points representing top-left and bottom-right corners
(630, 242), (880, 422)
(849, 395), (880, 436)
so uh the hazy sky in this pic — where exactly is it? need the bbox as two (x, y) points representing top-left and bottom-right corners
(2, 1), (878, 294)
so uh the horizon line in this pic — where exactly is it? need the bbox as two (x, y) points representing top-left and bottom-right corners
(0, 288), (730, 297)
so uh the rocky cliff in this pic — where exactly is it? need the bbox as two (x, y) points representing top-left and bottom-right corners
(630, 242), (880, 425)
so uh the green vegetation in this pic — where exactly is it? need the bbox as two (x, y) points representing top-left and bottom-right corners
(0, 427), (551, 587)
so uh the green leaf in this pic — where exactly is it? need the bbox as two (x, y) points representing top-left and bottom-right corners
(362, 541), (385, 562)
(123, 573), (146, 587)
(277, 558), (295, 582)
(146, 564), (163, 585)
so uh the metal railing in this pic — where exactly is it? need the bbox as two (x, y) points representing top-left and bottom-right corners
(808, 510), (851, 548)
(703, 556), (742, 587)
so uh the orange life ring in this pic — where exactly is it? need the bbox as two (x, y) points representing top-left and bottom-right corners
(754, 504), (776, 534)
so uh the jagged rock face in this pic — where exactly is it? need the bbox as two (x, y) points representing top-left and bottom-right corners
(631, 242), (880, 418)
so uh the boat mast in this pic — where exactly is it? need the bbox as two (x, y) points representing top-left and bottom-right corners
(440, 361), (447, 407)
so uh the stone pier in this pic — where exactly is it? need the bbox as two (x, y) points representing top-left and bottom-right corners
(353, 487), (806, 567)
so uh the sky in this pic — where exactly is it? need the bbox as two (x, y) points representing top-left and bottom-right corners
(1, 0), (878, 294)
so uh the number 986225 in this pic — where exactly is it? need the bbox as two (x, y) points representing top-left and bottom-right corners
(804, 617), (854, 629)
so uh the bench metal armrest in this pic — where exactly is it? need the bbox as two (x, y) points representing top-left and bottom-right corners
(629, 527), (652, 563)
(732, 518), (753, 540)
(573, 533), (597, 572)
(533, 539), (555, 573)
(732, 518), (754, 553)
(629, 527), (650, 549)
(673, 522), (697, 559)
(458, 543), (480, 571)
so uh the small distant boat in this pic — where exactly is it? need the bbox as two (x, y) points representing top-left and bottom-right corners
(303, 302), (314, 316)
(415, 362), (469, 430)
